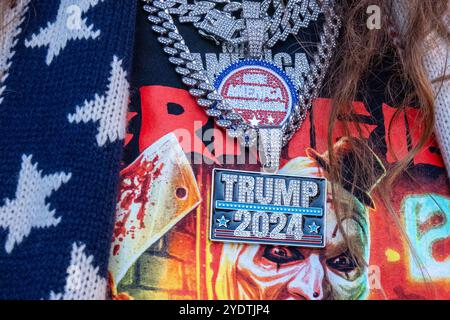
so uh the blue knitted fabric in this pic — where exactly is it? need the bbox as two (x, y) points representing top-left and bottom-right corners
(0, 0), (136, 299)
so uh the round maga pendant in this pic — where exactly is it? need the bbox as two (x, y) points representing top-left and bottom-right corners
(215, 60), (298, 128)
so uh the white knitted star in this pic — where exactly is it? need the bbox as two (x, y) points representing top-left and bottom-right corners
(50, 242), (107, 300)
(24, 0), (104, 65)
(0, 0), (31, 104)
(0, 155), (72, 254)
(67, 55), (129, 147)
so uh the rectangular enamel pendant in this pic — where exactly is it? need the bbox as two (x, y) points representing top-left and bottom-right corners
(210, 169), (327, 248)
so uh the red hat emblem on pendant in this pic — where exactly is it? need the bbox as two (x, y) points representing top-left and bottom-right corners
(215, 60), (298, 128)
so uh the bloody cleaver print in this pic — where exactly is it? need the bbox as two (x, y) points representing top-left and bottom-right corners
(109, 133), (201, 284)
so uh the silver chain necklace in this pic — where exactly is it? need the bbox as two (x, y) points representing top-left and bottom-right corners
(142, 0), (340, 249)
(142, 0), (340, 172)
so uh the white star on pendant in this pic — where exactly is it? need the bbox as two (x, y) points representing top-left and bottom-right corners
(308, 221), (321, 234)
(217, 215), (230, 228)
(249, 115), (261, 127)
(267, 115), (275, 124)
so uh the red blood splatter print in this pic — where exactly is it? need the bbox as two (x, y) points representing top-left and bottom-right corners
(112, 155), (164, 255)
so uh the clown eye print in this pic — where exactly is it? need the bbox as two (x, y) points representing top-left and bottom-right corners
(262, 246), (305, 265)
(326, 251), (357, 274)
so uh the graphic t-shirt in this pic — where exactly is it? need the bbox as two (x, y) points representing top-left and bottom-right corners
(108, 4), (450, 300)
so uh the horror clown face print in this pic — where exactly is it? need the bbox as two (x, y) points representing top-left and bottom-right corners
(214, 156), (371, 300)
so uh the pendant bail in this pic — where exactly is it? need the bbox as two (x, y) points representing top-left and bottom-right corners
(242, 0), (266, 58)
(258, 128), (283, 174)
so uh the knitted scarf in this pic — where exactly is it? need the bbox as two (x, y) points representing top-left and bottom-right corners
(0, 0), (136, 299)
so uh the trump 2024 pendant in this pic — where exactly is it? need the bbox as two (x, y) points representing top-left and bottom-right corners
(210, 169), (327, 248)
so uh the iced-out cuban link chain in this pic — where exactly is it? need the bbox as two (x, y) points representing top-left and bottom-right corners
(282, 0), (340, 144)
(262, 0), (321, 48)
(143, 0), (246, 136)
(142, 0), (341, 147)
(147, 0), (322, 51)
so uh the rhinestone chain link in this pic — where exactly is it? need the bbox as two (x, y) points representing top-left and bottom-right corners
(142, 0), (341, 147)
